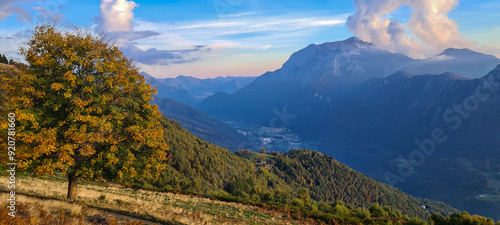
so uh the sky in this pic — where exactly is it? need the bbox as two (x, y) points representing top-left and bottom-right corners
(0, 0), (499, 78)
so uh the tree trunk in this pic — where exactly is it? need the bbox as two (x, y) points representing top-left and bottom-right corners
(67, 172), (78, 201)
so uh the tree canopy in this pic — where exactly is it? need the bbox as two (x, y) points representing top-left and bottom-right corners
(0, 24), (169, 200)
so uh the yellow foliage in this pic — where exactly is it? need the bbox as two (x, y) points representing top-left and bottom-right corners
(0, 24), (169, 195)
(50, 83), (64, 91)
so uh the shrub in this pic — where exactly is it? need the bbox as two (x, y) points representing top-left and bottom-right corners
(291, 198), (305, 208)
(356, 207), (371, 219)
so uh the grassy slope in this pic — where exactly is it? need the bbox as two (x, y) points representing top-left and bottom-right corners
(0, 176), (303, 225)
(0, 63), (13, 71)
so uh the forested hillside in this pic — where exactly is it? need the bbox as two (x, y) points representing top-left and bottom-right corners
(269, 149), (458, 218)
(134, 115), (290, 197)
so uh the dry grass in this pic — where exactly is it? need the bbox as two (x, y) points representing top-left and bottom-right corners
(0, 63), (14, 72)
(0, 193), (146, 225)
(0, 176), (303, 225)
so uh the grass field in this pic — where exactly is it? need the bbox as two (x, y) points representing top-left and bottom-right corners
(0, 175), (304, 225)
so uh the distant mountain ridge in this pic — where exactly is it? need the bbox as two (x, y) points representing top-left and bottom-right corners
(159, 75), (256, 95)
(401, 48), (500, 79)
(143, 72), (256, 107)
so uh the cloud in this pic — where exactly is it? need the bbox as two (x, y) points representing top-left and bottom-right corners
(134, 14), (347, 47)
(347, 0), (474, 58)
(124, 13), (348, 76)
(0, 0), (35, 22)
(225, 11), (261, 18)
(121, 44), (208, 65)
(105, 30), (160, 44)
(31, 6), (64, 22)
(98, 0), (137, 32)
(96, 0), (162, 46)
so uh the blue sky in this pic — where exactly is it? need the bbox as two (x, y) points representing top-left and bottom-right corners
(0, 0), (499, 78)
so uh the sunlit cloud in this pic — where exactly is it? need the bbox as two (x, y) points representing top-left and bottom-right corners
(347, 0), (474, 58)
(98, 0), (137, 32)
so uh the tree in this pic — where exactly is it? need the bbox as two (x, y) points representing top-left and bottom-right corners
(260, 148), (266, 154)
(0, 54), (7, 64)
(0, 24), (168, 200)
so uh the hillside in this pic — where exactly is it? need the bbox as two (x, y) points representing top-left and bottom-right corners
(303, 66), (500, 219)
(152, 96), (253, 151)
(1, 174), (498, 224)
(0, 175), (479, 225)
(237, 149), (458, 219)
(134, 116), (290, 196)
(269, 149), (458, 218)
(138, 115), (465, 220)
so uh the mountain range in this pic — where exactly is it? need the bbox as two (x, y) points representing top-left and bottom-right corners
(193, 37), (500, 219)
(197, 37), (500, 125)
(144, 73), (256, 107)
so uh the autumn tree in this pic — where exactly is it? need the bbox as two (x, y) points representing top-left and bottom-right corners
(0, 24), (168, 200)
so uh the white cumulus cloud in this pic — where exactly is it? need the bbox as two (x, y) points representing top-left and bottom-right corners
(347, 0), (474, 58)
(99, 0), (137, 32)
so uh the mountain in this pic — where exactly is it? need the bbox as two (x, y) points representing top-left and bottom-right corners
(159, 75), (256, 96)
(198, 37), (499, 126)
(143, 72), (256, 107)
(198, 37), (415, 124)
(144, 73), (199, 107)
(306, 66), (500, 220)
(196, 37), (500, 219)
(401, 48), (500, 79)
(152, 96), (253, 151)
